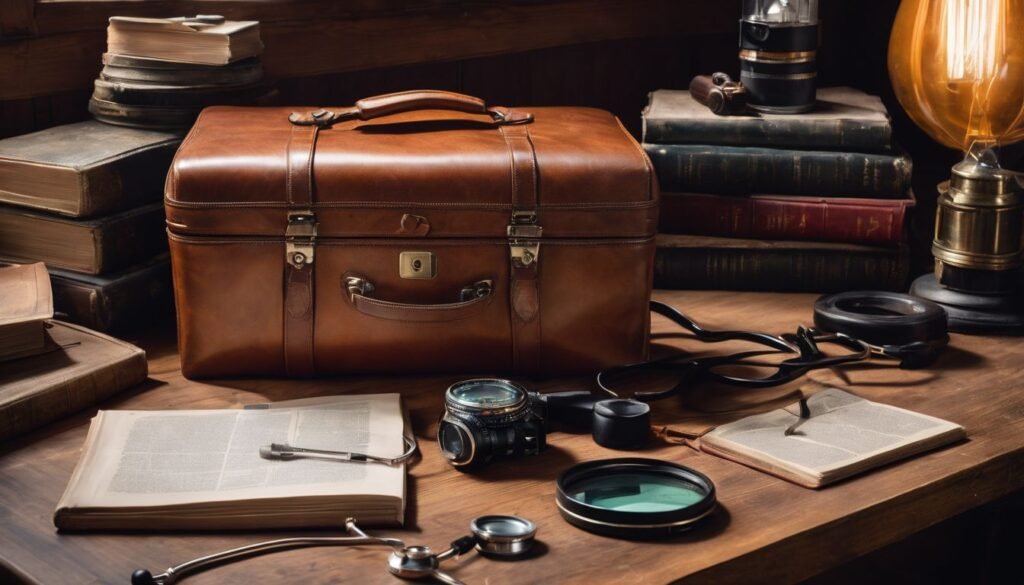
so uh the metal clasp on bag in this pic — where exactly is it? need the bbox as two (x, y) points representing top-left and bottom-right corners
(460, 279), (494, 301)
(508, 211), (542, 268)
(286, 211), (318, 268)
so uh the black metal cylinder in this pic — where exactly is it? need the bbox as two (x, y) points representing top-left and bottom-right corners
(738, 20), (818, 114)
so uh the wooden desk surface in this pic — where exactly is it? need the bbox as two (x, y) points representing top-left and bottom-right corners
(1, 290), (1022, 585)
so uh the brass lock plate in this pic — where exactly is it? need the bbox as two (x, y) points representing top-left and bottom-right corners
(399, 251), (437, 279)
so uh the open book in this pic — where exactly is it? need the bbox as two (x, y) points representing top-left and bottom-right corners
(700, 388), (966, 488)
(55, 394), (408, 530)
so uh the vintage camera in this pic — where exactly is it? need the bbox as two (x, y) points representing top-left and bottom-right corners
(739, 0), (819, 113)
(437, 379), (547, 469)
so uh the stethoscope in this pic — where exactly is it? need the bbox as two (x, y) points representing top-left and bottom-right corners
(131, 515), (537, 585)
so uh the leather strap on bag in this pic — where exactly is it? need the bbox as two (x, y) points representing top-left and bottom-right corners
(501, 124), (543, 375)
(283, 123), (320, 377)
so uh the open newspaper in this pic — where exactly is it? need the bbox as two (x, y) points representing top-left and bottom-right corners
(55, 394), (407, 530)
(700, 387), (965, 488)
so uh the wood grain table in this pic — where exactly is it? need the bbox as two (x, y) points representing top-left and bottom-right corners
(1, 290), (1022, 585)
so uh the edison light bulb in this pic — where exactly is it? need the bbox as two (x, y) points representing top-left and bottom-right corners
(890, 0), (1024, 330)
(889, 0), (1024, 155)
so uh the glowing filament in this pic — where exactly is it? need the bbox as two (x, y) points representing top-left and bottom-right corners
(944, 0), (1004, 82)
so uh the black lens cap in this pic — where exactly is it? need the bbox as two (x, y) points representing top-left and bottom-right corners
(592, 399), (651, 450)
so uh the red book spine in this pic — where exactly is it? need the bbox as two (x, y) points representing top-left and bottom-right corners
(659, 192), (913, 245)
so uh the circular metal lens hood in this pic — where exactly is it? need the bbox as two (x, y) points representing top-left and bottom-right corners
(445, 379), (529, 416)
(555, 458), (716, 539)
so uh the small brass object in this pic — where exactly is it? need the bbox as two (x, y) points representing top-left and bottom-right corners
(399, 251), (437, 279)
(508, 211), (542, 268)
(285, 211), (317, 269)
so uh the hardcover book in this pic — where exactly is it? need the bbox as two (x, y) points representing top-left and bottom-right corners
(0, 320), (147, 441)
(0, 203), (168, 275)
(700, 388), (965, 488)
(107, 16), (263, 65)
(655, 234), (910, 293)
(0, 120), (180, 217)
(55, 394), (407, 530)
(0, 263), (53, 361)
(659, 191), (915, 245)
(45, 256), (173, 332)
(645, 144), (912, 198)
(642, 86), (893, 152)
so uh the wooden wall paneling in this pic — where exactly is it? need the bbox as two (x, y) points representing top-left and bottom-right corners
(276, 61), (462, 107)
(459, 52), (535, 108)
(0, 0), (738, 101)
(0, 99), (36, 139)
(0, 0), (35, 38)
(48, 89), (92, 127)
(690, 32), (738, 84)
(528, 43), (601, 108)
(31, 96), (52, 130)
(33, 0), (467, 34)
(0, 31), (105, 101)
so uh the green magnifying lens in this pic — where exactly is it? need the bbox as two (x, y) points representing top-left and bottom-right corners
(555, 458), (716, 539)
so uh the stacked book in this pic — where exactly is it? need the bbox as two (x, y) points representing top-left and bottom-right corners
(90, 15), (269, 130)
(0, 121), (178, 331)
(0, 263), (147, 441)
(642, 87), (914, 292)
(0, 15), (269, 331)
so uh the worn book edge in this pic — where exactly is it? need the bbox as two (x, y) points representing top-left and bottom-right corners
(54, 394), (406, 530)
(699, 389), (966, 488)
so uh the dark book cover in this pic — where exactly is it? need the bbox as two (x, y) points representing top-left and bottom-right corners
(642, 86), (893, 152)
(0, 321), (147, 441)
(659, 191), (915, 245)
(0, 120), (180, 217)
(0, 203), (168, 275)
(655, 234), (910, 293)
(45, 255), (173, 333)
(645, 144), (912, 198)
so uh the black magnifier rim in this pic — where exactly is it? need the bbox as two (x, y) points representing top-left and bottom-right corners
(556, 458), (716, 539)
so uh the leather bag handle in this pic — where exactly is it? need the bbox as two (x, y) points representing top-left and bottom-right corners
(355, 90), (488, 119)
(343, 275), (494, 322)
(289, 90), (533, 127)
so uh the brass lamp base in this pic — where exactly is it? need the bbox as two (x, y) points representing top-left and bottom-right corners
(910, 272), (1024, 333)
(911, 150), (1024, 334)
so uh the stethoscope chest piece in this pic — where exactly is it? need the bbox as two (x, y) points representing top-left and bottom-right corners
(470, 515), (537, 557)
(388, 546), (440, 579)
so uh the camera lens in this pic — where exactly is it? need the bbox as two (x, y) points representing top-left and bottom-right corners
(438, 420), (473, 464)
(449, 379), (525, 410)
(439, 379), (546, 469)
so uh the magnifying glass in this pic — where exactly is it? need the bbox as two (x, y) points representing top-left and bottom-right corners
(556, 458), (716, 539)
(132, 515), (537, 585)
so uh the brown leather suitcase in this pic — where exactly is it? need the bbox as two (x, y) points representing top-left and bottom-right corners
(166, 91), (657, 378)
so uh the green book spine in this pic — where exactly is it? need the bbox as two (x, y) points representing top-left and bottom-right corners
(654, 235), (910, 293)
(643, 116), (892, 152)
(645, 145), (912, 198)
